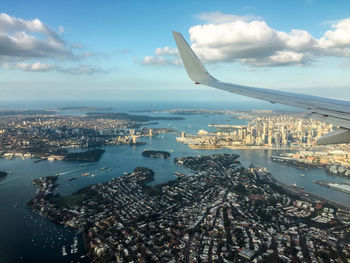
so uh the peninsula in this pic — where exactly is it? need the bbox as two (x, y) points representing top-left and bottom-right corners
(28, 154), (350, 263)
(64, 149), (105, 162)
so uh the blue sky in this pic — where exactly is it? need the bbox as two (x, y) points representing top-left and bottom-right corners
(1, 0), (350, 102)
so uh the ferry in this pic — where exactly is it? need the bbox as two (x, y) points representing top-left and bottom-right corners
(81, 172), (90, 177)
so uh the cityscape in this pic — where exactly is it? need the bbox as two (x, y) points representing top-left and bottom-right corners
(1, 108), (350, 262)
(1, 1), (350, 262)
(175, 110), (335, 149)
(0, 109), (178, 159)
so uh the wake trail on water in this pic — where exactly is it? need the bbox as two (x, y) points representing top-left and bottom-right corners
(58, 168), (85, 175)
(79, 163), (95, 166)
(0, 177), (20, 186)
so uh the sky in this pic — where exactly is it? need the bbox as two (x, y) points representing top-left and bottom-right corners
(1, 0), (350, 102)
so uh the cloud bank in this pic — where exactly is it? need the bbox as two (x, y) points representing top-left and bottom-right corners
(0, 13), (108, 75)
(2, 62), (108, 75)
(0, 13), (72, 59)
(144, 12), (350, 67)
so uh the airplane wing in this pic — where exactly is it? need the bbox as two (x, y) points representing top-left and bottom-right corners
(172, 31), (350, 145)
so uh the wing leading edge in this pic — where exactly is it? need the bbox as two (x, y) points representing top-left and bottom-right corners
(172, 31), (350, 145)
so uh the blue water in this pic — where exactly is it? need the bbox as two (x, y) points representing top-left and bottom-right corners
(0, 100), (348, 263)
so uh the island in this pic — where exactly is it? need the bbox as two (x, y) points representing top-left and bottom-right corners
(28, 154), (350, 263)
(64, 149), (105, 162)
(142, 150), (171, 159)
(0, 171), (7, 178)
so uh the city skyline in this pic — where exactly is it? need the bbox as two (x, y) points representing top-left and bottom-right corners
(1, 0), (350, 102)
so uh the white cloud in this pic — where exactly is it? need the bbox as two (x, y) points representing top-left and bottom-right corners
(142, 56), (181, 66)
(0, 13), (112, 75)
(144, 15), (350, 67)
(241, 51), (310, 67)
(319, 18), (350, 48)
(155, 46), (178, 56)
(189, 20), (285, 62)
(2, 62), (108, 75)
(59, 65), (109, 75)
(0, 13), (71, 59)
(196, 11), (258, 23)
(2, 62), (55, 71)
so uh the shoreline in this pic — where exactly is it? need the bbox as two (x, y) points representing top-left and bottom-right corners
(268, 174), (350, 211)
(188, 144), (299, 150)
(271, 155), (350, 179)
(314, 180), (350, 195)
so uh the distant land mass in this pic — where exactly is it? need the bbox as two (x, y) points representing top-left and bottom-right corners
(0, 110), (56, 116)
(142, 150), (171, 159)
(58, 106), (112, 112)
(64, 149), (105, 162)
(131, 109), (226, 115)
(0, 171), (7, 178)
(86, 112), (184, 122)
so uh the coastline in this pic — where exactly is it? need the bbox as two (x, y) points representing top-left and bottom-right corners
(268, 174), (350, 211)
(314, 180), (350, 195)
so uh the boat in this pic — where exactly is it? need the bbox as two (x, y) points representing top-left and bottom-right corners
(174, 172), (185, 177)
(81, 172), (90, 177)
(91, 174), (96, 178)
(101, 166), (109, 170)
(300, 173), (305, 177)
(68, 177), (77, 181)
(62, 246), (67, 256)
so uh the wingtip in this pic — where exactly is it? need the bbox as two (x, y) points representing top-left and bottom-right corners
(171, 31), (181, 38)
(171, 30), (216, 84)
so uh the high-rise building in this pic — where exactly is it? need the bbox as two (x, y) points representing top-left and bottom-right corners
(268, 135), (272, 147)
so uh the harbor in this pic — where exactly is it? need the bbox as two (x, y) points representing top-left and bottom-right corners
(1, 105), (350, 262)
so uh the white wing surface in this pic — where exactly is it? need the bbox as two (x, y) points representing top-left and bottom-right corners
(172, 31), (350, 145)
